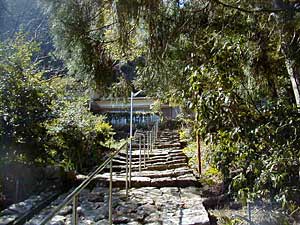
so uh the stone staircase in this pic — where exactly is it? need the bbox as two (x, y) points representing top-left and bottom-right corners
(2, 129), (211, 225)
(77, 129), (199, 188)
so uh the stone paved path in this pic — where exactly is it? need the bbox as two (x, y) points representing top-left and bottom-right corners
(5, 129), (211, 224)
(26, 186), (210, 225)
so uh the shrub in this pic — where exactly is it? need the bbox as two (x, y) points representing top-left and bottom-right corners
(45, 99), (114, 171)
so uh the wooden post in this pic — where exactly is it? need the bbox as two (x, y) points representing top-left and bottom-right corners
(196, 131), (201, 175)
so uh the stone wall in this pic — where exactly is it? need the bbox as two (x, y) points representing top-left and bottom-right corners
(0, 163), (72, 209)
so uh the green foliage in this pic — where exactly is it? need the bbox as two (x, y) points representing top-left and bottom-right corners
(115, 0), (300, 209)
(194, 72), (300, 206)
(219, 216), (241, 225)
(0, 33), (54, 162)
(0, 34), (115, 172)
(179, 129), (191, 142)
(45, 98), (114, 171)
(150, 100), (162, 116)
(46, 99), (113, 170)
(40, 0), (118, 92)
(182, 142), (198, 170)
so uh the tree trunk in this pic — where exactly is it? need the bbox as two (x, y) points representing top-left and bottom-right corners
(285, 58), (300, 109)
(195, 108), (202, 176)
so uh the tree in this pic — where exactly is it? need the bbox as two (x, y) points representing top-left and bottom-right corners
(40, 0), (119, 94)
(113, 0), (300, 206)
(0, 33), (54, 163)
(211, 0), (300, 108)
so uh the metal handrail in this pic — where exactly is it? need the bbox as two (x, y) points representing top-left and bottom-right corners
(40, 141), (128, 225)
(40, 121), (159, 225)
(128, 121), (159, 184)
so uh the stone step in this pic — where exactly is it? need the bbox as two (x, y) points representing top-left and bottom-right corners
(113, 159), (187, 170)
(132, 142), (181, 149)
(118, 167), (194, 179)
(112, 156), (187, 166)
(113, 154), (186, 163)
(103, 162), (188, 173)
(113, 157), (187, 165)
(118, 149), (184, 158)
(77, 174), (199, 188)
(145, 162), (188, 171)
(77, 167), (194, 182)
(142, 153), (185, 160)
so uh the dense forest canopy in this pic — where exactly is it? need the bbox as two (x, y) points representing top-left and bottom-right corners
(1, 0), (300, 213)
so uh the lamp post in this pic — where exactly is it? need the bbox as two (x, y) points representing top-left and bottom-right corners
(129, 90), (142, 186)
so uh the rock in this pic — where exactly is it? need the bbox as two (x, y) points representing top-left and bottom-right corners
(229, 201), (242, 210)
(48, 215), (65, 225)
(94, 219), (109, 224)
(88, 192), (104, 202)
(113, 216), (130, 224)
(144, 223), (162, 225)
(144, 212), (162, 223)
(0, 214), (18, 224)
(58, 205), (72, 216)
(1, 208), (17, 216)
(9, 202), (32, 214)
(128, 222), (142, 225)
(115, 205), (133, 215)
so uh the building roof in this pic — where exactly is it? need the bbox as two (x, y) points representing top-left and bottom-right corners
(91, 97), (169, 112)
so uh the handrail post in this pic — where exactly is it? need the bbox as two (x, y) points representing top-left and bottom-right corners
(72, 195), (78, 225)
(157, 121), (159, 137)
(154, 124), (156, 140)
(143, 134), (146, 168)
(152, 126), (154, 145)
(247, 201), (252, 225)
(147, 131), (150, 158)
(125, 144), (129, 198)
(153, 126), (155, 147)
(139, 135), (142, 173)
(129, 141), (132, 188)
(129, 92), (133, 188)
(155, 121), (158, 140)
(154, 124), (156, 141)
(109, 160), (113, 225)
(150, 131), (152, 152)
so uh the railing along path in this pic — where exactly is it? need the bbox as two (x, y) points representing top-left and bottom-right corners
(40, 121), (159, 225)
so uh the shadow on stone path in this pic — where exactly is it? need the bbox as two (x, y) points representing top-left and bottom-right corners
(26, 186), (210, 225)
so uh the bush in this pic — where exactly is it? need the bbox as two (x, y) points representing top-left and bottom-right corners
(45, 99), (114, 171)
(207, 101), (300, 208)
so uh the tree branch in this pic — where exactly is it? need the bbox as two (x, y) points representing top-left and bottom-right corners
(214, 0), (289, 13)
(87, 22), (116, 34)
